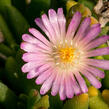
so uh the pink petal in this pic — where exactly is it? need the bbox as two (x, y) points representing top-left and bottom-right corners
(81, 24), (101, 45)
(21, 61), (42, 73)
(27, 68), (39, 79)
(22, 34), (51, 51)
(57, 8), (66, 39)
(85, 35), (109, 50)
(35, 18), (52, 41)
(74, 17), (91, 42)
(37, 63), (52, 73)
(86, 59), (109, 70)
(51, 72), (62, 96)
(41, 14), (56, 43)
(22, 34), (40, 44)
(48, 9), (60, 39)
(59, 74), (66, 100)
(81, 69), (101, 88)
(74, 72), (88, 93)
(20, 42), (43, 52)
(91, 23), (101, 28)
(40, 71), (56, 95)
(86, 47), (109, 57)
(20, 42), (50, 53)
(71, 73), (81, 95)
(22, 53), (47, 62)
(28, 64), (50, 78)
(84, 65), (105, 78)
(35, 68), (53, 85)
(66, 12), (81, 39)
(65, 76), (74, 98)
(29, 28), (50, 46)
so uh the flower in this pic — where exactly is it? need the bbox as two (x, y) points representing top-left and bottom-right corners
(20, 8), (109, 100)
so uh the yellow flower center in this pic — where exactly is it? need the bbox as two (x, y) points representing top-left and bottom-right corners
(51, 39), (85, 72)
(59, 47), (75, 63)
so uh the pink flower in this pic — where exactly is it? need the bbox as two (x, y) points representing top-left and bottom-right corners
(21, 8), (109, 100)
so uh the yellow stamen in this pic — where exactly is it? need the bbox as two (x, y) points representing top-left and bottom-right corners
(88, 86), (98, 97)
(59, 47), (75, 63)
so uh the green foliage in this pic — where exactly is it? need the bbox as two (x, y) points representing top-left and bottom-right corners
(2, 5), (30, 43)
(0, 15), (16, 47)
(27, 89), (41, 109)
(0, 0), (11, 6)
(78, 0), (95, 11)
(27, 89), (49, 109)
(0, 43), (14, 56)
(100, 26), (109, 60)
(89, 95), (109, 109)
(102, 90), (109, 106)
(26, 0), (51, 24)
(5, 57), (40, 94)
(102, 71), (109, 89)
(49, 95), (63, 109)
(99, 26), (109, 36)
(12, 0), (26, 14)
(88, 86), (109, 109)
(63, 94), (89, 109)
(0, 82), (17, 109)
(33, 95), (49, 109)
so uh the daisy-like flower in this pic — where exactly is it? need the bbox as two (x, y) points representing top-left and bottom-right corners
(21, 8), (109, 100)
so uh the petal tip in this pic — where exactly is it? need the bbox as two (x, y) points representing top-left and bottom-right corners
(27, 74), (32, 79)
(60, 96), (66, 101)
(91, 23), (101, 28)
(20, 42), (25, 49)
(41, 14), (47, 19)
(22, 54), (25, 61)
(40, 89), (46, 95)
(57, 8), (63, 14)
(21, 65), (27, 73)
(101, 74), (105, 78)
(82, 88), (88, 93)
(75, 11), (82, 17)
(86, 17), (91, 22)
(35, 79), (41, 85)
(28, 28), (35, 33)
(67, 94), (73, 99)
(34, 18), (40, 22)
(51, 91), (57, 96)
(34, 18), (40, 23)
(22, 34), (26, 40)
(96, 82), (102, 89)
(75, 91), (82, 96)
(49, 8), (55, 13)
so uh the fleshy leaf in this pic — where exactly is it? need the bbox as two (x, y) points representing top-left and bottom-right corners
(63, 93), (89, 109)
(0, 82), (17, 109)
(102, 89), (109, 105)
(88, 86), (109, 109)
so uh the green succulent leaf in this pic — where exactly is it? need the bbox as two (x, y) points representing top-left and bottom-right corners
(0, 82), (17, 109)
(63, 94), (89, 109)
